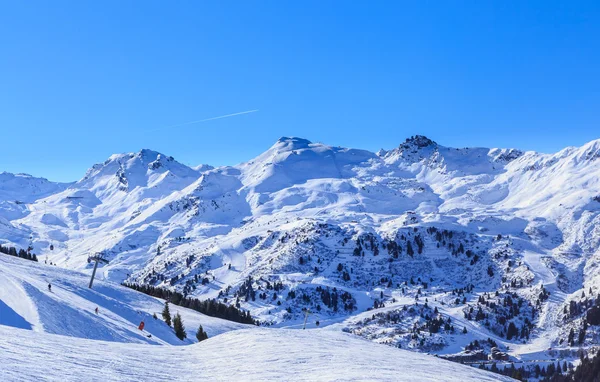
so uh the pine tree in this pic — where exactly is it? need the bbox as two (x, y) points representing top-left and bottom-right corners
(173, 312), (187, 340)
(568, 328), (575, 346)
(162, 301), (172, 326)
(506, 322), (518, 340)
(195, 324), (209, 342)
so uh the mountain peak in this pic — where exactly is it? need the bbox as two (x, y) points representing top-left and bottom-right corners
(101, 149), (176, 169)
(0, 171), (35, 179)
(137, 148), (165, 159)
(380, 135), (438, 164)
(272, 137), (313, 151)
(193, 164), (215, 173)
(401, 135), (437, 149)
(80, 148), (197, 189)
(276, 136), (312, 144)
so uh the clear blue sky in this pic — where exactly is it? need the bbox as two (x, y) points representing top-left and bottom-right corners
(1, 1), (599, 182)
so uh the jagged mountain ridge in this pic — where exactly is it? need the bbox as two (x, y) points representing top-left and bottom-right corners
(2, 135), (600, 363)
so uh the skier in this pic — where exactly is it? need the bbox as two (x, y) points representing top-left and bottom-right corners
(47, 283), (51, 292)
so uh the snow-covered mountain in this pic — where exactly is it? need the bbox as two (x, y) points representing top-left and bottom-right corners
(2, 135), (600, 374)
(0, 172), (71, 237)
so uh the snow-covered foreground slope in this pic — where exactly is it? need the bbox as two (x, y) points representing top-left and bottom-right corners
(0, 256), (246, 344)
(0, 325), (513, 382)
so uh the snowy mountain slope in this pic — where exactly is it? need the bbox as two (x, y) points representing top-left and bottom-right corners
(0, 324), (513, 382)
(37, 149), (200, 231)
(238, 136), (379, 194)
(0, 255), (247, 344)
(3, 150), (206, 272)
(0, 172), (70, 241)
(2, 135), (600, 369)
(0, 172), (70, 205)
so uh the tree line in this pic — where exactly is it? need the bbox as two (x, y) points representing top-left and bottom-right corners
(544, 351), (600, 382)
(0, 244), (38, 262)
(480, 350), (600, 382)
(123, 282), (257, 325)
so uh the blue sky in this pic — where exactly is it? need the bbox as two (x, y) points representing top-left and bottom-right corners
(0, 1), (599, 182)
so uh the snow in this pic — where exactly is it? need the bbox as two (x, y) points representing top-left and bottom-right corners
(0, 326), (512, 382)
(0, 256), (247, 343)
(0, 255), (512, 381)
(2, 135), (600, 376)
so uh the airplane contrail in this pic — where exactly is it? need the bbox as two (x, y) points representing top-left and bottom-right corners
(151, 109), (259, 132)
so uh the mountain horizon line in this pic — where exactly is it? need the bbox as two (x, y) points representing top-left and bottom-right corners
(6, 134), (600, 184)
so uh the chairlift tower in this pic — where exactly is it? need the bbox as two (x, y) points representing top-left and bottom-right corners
(88, 252), (109, 289)
(302, 308), (311, 330)
(27, 235), (33, 254)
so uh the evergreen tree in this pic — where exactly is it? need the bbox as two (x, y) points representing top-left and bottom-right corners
(568, 328), (575, 346)
(162, 301), (172, 326)
(506, 322), (518, 340)
(173, 312), (186, 340)
(587, 305), (600, 325)
(578, 320), (587, 344)
(195, 325), (209, 342)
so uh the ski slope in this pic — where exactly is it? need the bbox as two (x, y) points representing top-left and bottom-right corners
(0, 255), (247, 344)
(0, 325), (513, 382)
